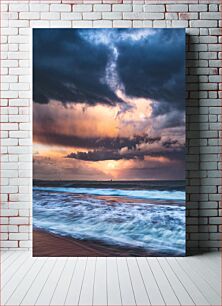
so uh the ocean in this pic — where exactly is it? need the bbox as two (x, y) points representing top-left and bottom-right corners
(33, 180), (186, 256)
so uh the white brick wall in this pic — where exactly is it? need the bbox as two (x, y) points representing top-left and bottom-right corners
(0, 0), (221, 254)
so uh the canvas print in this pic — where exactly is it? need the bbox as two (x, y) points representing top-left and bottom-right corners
(33, 28), (186, 257)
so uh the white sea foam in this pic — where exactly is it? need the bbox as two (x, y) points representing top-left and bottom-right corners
(33, 188), (186, 255)
(33, 186), (185, 201)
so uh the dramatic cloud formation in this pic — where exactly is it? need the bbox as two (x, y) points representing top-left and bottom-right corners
(33, 29), (185, 112)
(33, 29), (123, 106)
(33, 29), (185, 181)
(116, 29), (185, 113)
(66, 136), (184, 162)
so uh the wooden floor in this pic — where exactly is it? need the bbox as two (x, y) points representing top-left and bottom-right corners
(1, 251), (221, 306)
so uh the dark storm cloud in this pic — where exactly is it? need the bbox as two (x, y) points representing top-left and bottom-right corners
(35, 132), (160, 150)
(116, 29), (185, 115)
(33, 29), (185, 119)
(66, 135), (184, 162)
(66, 147), (184, 162)
(67, 150), (122, 161)
(33, 29), (123, 106)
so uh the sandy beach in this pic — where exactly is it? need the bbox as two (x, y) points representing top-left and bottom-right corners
(33, 230), (154, 257)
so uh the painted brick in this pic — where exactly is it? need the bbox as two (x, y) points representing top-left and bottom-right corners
(50, 4), (71, 12)
(61, 13), (82, 20)
(132, 20), (143, 27)
(2, 28), (18, 36)
(190, 20), (218, 28)
(166, 4), (188, 12)
(19, 12), (40, 20)
(142, 21), (152, 27)
(133, 5), (143, 12)
(2, 60), (18, 68)
(112, 4), (132, 11)
(9, 233), (29, 240)
(72, 20), (93, 28)
(73, 4), (92, 12)
(9, 4), (29, 12)
(102, 12), (122, 19)
(143, 5), (165, 12)
(172, 20), (188, 28)
(2, 123), (18, 131)
(94, 4), (111, 12)
(189, 4), (207, 12)
(153, 20), (171, 28)
(93, 20), (112, 28)
(113, 20), (132, 27)
(165, 13), (178, 20)
(1, 4), (8, 12)
(200, 12), (221, 20)
(41, 12), (60, 20)
(9, 115), (29, 123)
(1, 209), (18, 216)
(0, 241), (18, 248)
(19, 241), (31, 248)
(9, 20), (29, 27)
(210, 217), (222, 225)
(9, 216), (29, 225)
(123, 12), (164, 19)
(29, 4), (49, 12)
(179, 12), (198, 20)
(209, 4), (219, 12)
(19, 226), (31, 233)
(50, 21), (72, 28)
(83, 12), (101, 20)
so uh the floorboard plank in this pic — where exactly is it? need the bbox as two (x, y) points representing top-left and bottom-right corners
(147, 258), (179, 305)
(167, 257), (210, 305)
(65, 257), (87, 306)
(20, 258), (56, 305)
(157, 258), (195, 305)
(1, 251), (220, 306)
(93, 257), (107, 306)
(35, 258), (67, 305)
(137, 257), (165, 305)
(1, 256), (37, 305)
(107, 257), (122, 306)
(178, 256), (220, 294)
(117, 257), (136, 305)
(50, 258), (77, 305)
(2, 251), (22, 272)
(5, 258), (46, 306)
(127, 257), (150, 305)
(79, 257), (96, 306)
(176, 257), (221, 305)
(1, 253), (29, 289)
(190, 257), (221, 294)
(0, 251), (14, 263)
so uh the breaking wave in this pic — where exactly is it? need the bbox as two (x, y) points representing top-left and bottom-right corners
(33, 187), (185, 255)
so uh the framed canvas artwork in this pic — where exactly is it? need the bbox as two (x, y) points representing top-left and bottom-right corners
(33, 28), (186, 257)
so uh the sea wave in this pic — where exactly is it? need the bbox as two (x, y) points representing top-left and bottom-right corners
(33, 186), (185, 201)
(33, 189), (186, 255)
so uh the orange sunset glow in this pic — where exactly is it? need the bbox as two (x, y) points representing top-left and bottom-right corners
(33, 28), (185, 181)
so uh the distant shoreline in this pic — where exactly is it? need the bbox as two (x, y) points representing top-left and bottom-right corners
(33, 229), (174, 257)
(33, 179), (186, 183)
(33, 179), (186, 191)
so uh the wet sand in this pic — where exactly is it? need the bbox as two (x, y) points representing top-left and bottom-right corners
(33, 230), (155, 257)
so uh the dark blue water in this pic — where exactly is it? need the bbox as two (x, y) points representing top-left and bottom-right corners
(33, 181), (186, 256)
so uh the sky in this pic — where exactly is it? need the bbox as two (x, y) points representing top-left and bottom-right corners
(33, 28), (185, 181)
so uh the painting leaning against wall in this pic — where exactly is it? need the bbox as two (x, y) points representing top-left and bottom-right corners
(33, 28), (186, 257)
